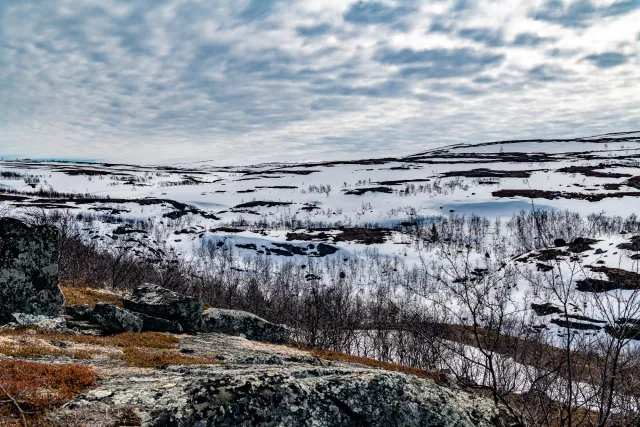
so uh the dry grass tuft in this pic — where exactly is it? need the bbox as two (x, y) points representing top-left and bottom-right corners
(305, 347), (449, 383)
(1, 330), (180, 350)
(101, 332), (179, 349)
(40, 331), (179, 350)
(0, 360), (97, 426)
(60, 285), (124, 307)
(0, 342), (93, 360)
(119, 347), (218, 369)
(0, 330), (218, 369)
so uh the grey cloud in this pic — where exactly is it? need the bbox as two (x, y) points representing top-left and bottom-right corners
(512, 33), (554, 46)
(343, 1), (413, 25)
(431, 82), (485, 97)
(451, 0), (475, 12)
(527, 64), (573, 81)
(376, 47), (504, 78)
(297, 23), (331, 37)
(310, 97), (359, 111)
(583, 52), (628, 68)
(428, 21), (453, 33)
(457, 27), (503, 46)
(311, 79), (409, 98)
(473, 76), (495, 84)
(1, 0), (638, 165)
(239, 0), (283, 21)
(533, 0), (640, 27)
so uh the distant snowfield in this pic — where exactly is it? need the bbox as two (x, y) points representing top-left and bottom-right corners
(2, 132), (640, 343)
(2, 134), (640, 257)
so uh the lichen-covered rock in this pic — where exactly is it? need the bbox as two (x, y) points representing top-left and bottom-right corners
(0, 217), (64, 324)
(8, 313), (68, 332)
(200, 308), (291, 344)
(134, 311), (184, 333)
(123, 284), (202, 331)
(65, 304), (93, 321)
(92, 302), (142, 333)
(56, 365), (509, 427)
(49, 333), (515, 426)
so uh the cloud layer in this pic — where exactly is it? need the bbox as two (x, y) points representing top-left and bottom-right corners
(1, 0), (639, 165)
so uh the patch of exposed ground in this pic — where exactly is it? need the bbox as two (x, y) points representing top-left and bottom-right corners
(618, 236), (640, 251)
(343, 186), (394, 195)
(287, 227), (392, 245)
(242, 169), (319, 176)
(441, 168), (540, 178)
(557, 165), (632, 178)
(576, 266), (640, 292)
(493, 189), (640, 201)
(375, 178), (431, 186)
(233, 200), (292, 209)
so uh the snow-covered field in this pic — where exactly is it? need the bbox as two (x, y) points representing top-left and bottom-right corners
(2, 131), (640, 343)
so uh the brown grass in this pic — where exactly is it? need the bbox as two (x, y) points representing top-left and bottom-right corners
(0, 342), (93, 360)
(60, 285), (124, 307)
(119, 347), (218, 369)
(0, 330), (179, 350)
(294, 345), (448, 383)
(0, 360), (97, 426)
(0, 330), (218, 369)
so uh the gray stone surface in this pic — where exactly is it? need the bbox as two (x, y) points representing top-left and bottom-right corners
(65, 304), (94, 321)
(92, 302), (143, 334)
(6, 313), (69, 332)
(0, 217), (64, 323)
(123, 284), (203, 331)
(52, 333), (510, 427)
(200, 307), (291, 344)
(134, 311), (184, 333)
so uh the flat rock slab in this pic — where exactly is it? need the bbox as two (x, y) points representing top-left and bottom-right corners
(200, 307), (291, 344)
(51, 334), (508, 427)
(0, 217), (64, 323)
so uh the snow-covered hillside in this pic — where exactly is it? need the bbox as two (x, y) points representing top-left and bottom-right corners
(2, 131), (640, 343)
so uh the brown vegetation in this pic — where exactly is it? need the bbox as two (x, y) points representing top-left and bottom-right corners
(293, 344), (449, 383)
(119, 347), (216, 369)
(60, 285), (124, 307)
(0, 360), (97, 426)
(492, 189), (640, 201)
(0, 330), (218, 369)
(441, 168), (538, 178)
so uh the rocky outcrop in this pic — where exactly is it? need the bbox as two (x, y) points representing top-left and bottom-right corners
(123, 284), (203, 331)
(52, 333), (511, 427)
(134, 311), (184, 333)
(200, 307), (290, 344)
(92, 302), (143, 333)
(65, 304), (93, 321)
(0, 217), (65, 323)
(7, 313), (68, 332)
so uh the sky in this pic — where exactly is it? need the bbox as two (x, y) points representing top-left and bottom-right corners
(1, 0), (639, 165)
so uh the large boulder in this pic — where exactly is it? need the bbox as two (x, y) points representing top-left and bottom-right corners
(0, 217), (65, 324)
(92, 302), (143, 334)
(65, 304), (93, 321)
(54, 365), (510, 427)
(134, 311), (184, 333)
(123, 284), (203, 332)
(200, 308), (291, 344)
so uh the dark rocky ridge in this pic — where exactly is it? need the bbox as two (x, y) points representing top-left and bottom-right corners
(0, 217), (65, 323)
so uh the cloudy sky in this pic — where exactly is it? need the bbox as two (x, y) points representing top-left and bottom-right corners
(1, 0), (639, 165)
